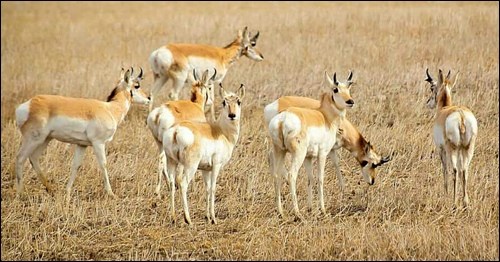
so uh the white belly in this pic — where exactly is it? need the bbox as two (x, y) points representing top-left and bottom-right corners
(306, 126), (336, 158)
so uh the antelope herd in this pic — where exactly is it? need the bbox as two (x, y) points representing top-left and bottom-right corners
(14, 26), (478, 224)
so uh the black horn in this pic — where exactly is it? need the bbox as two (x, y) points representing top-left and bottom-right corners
(380, 155), (392, 164)
(333, 72), (339, 86)
(138, 67), (143, 79)
(373, 155), (392, 168)
(211, 68), (217, 81)
(193, 68), (198, 81)
(425, 68), (433, 83)
(251, 31), (260, 42)
(347, 70), (354, 83)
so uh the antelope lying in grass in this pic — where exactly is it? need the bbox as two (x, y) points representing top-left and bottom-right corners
(146, 68), (216, 197)
(267, 71), (355, 220)
(148, 26), (263, 116)
(15, 67), (150, 199)
(425, 68), (478, 208)
(162, 83), (245, 225)
(264, 72), (391, 191)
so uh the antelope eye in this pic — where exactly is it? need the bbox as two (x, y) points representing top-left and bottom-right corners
(360, 161), (368, 167)
(237, 100), (241, 106)
(251, 42), (256, 47)
(372, 163), (378, 168)
(222, 100), (226, 107)
(134, 84), (140, 89)
(333, 88), (339, 93)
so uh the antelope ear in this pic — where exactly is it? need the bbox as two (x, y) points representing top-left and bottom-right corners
(451, 71), (460, 89)
(438, 69), (444, 86)
(124, 69), (131, 84)
(120, 67), (125, 80)
(201, 69), (210, 83)
(238, 84), (245, 99)
(219, 82), (226, 98)
(325, 71), (334, 86)
(242, 26), (249, 43)
(364, 141), (372, 154)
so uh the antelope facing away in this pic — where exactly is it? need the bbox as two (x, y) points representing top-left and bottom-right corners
(267, 71), (355, 220)
(264, 71), (391, 191)
(162, 83), (245, 225)
(425, 68), (478, 208)
(148, 26), (263, 116)
(146, 68), (216, 197)
(15, 67), (150, 199)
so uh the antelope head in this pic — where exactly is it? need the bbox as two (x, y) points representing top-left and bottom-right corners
(192, 68), (217, 107)
(360, 141), (392, 185)
(127, 67), (150, 105)
(325, 70), (355, 109)
(239, 26), (264, 62)
(425, 68), (459, 109)
(219, 82), (245, 121)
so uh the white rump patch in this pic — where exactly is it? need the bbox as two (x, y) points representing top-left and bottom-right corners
(15, 100), (31, 129)
(281, 112), (301, 138)
(176, 126), (195, 147)
(263, 100), (279, 126)
(149, 47), (173, 75)
(445, 112), (464, 147)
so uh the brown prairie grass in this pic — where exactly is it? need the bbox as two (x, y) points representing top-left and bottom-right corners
(1, 1), (498, 260)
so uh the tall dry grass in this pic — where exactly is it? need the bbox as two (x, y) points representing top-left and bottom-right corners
(1, 1), (498, 260)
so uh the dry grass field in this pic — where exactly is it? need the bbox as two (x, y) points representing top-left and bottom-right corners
(1, 1), (498, 260)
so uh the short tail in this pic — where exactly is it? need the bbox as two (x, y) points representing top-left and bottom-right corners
(458, 110), (467, 146)
(278, 120), (286, 150)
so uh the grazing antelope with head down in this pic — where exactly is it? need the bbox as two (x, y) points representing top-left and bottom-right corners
(265, 98), (391, 191)
(147, 68), (216, 197)
(267, 71), (355, 220)
(425, 68), (478, 208)
(162, 83), (245, 225)
(15, 67), (150, 199)
(148, 26), (263, 115)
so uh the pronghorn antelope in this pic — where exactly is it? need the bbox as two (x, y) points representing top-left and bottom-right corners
(425, 68), (478, 208)
(148, 26), (263, 115)
(146, 68), (216, 197)
(15, 67), (150, 199)
(264, 95), (392, 191)
(267, 71), (355, 220)
(162, 83), (245, 225)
